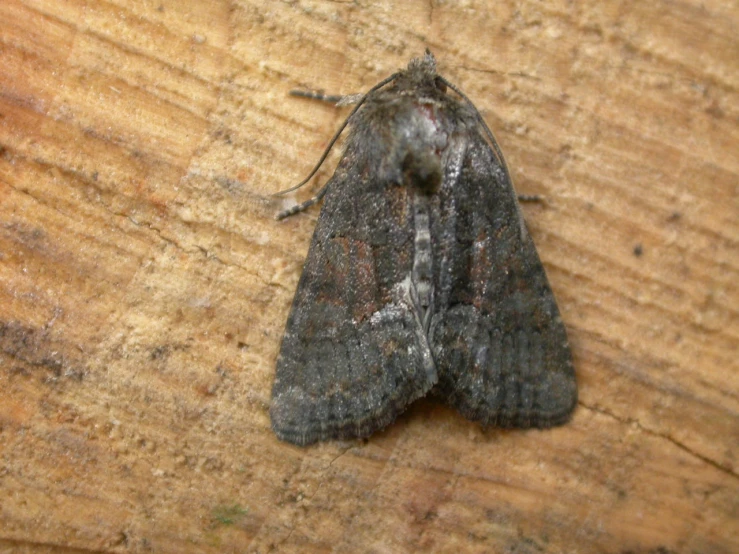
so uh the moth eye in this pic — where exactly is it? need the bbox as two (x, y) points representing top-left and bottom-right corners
(434, 77), (447, 93)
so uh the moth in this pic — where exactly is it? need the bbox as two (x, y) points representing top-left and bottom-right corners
(271, 51), (576, 446)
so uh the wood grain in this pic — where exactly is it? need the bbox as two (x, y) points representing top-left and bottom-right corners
(0, 1), (736, 552)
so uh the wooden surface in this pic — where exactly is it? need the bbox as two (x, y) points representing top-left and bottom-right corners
(0, 1), (736, 552)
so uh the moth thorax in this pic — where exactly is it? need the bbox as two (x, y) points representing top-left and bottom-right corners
(402, 149), (442, 194)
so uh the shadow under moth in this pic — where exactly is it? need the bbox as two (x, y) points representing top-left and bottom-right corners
(271, 51), (577, 446)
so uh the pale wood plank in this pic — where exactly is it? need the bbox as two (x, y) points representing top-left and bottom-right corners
(0, 1), (736, 552)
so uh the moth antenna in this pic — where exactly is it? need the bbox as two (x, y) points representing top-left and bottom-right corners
(517, 194), (543, 203)
(275, 187), (330, 220)
(274, 72), (401, 199)
(437, 76), (514, 187)
(439, 76), (535, 239)
(289, 90), (345, 104)
(290, 91), (364, 106)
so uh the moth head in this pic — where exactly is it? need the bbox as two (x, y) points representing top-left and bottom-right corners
(398, 49), (452, 100)
(407, 49), (437, 75)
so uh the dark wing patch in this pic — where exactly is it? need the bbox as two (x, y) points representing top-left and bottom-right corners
(430, 134), (577, 427)
(271, 159), (437, 446)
